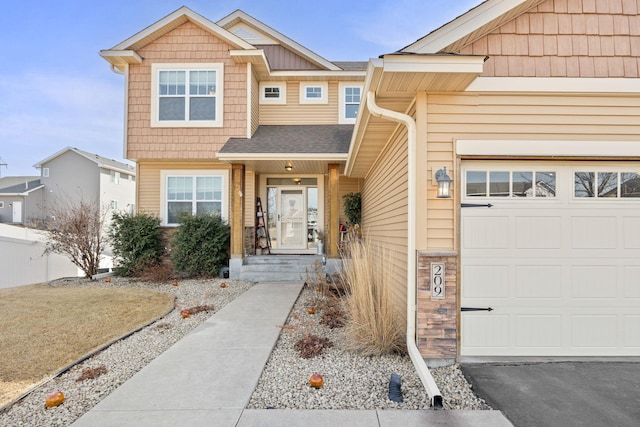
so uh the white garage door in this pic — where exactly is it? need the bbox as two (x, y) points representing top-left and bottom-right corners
(461, 161), (640, 357)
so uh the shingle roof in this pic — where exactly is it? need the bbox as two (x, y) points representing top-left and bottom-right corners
(220, 125), (354, 154)
(0, 179), (42, 194)
(333, 61), (368, 71)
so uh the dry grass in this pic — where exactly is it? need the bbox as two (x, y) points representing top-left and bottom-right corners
(0, 284), (174, 406)
(341, 240), (405, 356)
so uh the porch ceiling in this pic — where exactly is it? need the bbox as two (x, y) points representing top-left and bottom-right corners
(227, 158), (345, 175)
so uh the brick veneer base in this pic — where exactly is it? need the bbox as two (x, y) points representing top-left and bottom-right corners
(416, 251), (458, 359)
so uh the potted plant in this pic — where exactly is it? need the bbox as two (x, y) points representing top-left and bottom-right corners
(315, 229), (324, 254)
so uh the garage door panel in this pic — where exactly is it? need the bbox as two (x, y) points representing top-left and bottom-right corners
(462, 265), (509, 298)
(571, 315), (617, 348)
(461, 161), (640, 357)
(515, 315), (563, 348)
(462, 314), (509, 348)
(571, 265), (617, 299)
(623, 266), (640, 297)
(571, 216), (617, 249)
(462, 216), (509, 249)
(515, 216), (562, 249)
(624, 316), (640, 347)
(623, 217), (640, 248)
(515, 265), (563, 298)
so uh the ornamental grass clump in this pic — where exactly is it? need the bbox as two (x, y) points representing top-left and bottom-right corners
(341, 239), (404, 356)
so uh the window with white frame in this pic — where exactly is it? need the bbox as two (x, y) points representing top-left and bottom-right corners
(110, 200), (118, 210)
(260, 82), (286, 104)
(0, 201), (4, 209)
(42, 168), (49, 177)
(466, 170), (557, 198)
(166, 175), (224, 225)
(339, 83), (362, 124)
(151, 63), (224, 127)
(111, 170), (120, 184)
(299, 82), (328, 104)
(574, 171), (640, 198)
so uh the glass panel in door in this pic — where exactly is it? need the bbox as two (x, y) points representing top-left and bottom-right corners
(279, 189), (306, 248)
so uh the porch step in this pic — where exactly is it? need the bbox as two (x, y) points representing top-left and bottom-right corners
(239, 255), (325, 282)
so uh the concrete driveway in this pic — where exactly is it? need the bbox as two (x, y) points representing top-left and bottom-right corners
(461, 362), (640, 427)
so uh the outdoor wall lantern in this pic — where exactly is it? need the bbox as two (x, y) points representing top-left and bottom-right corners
(284, 163), (293, 172)
(435, 167), (452, 198)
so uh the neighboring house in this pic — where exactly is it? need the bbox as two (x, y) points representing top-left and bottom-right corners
(0, 177), (44, 224)
(100, 7), (365, 275)
(347, 0), (640, 362)
(33, 147), (136, 223)
(103, 0), (640, 363)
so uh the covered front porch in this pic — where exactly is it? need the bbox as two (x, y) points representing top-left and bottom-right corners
(218, 125), (360, 278)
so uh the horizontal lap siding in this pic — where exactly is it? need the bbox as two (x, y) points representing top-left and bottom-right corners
(127, 22), (247, 161)
(426, 92), (640, 248)
(362, 125), (409, 328)
(259, 82), (339, 124)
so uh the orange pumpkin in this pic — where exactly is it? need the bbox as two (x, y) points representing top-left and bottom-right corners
(181, 310), (191, 318)
(307, 307), (316, 315)
(309, 373), (324, 388)
(220, 282), (227, 288)
(171, 280), (178, 286)
(45, 390), (64, 408)
(105, 277), (111, 283)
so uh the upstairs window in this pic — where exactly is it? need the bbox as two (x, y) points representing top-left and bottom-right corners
(42, 168), (49, 177)
(339, 83), (362, 124)
(299, 82), (328, 104)
(151, 63), (223, 127)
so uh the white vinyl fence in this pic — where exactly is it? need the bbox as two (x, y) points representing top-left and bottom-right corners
(0, 224), (79, 289)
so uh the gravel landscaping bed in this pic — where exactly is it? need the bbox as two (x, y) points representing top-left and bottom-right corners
(1, 278), (489, 426)
(0, 276), (253, 427)
(248, 284), (490, 411)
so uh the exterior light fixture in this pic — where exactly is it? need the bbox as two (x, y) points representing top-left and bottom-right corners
(284, 164), (292, 172)
(435, 167), (452, 198)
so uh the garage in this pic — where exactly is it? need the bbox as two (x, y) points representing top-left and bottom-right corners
(460, 161), (640, 357)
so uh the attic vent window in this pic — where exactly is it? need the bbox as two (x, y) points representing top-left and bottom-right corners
(264, 87), (280, 99)
(260, 83), (286, 104)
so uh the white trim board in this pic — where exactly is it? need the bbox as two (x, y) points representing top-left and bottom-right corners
(466, 78), (640, 93)
(457, 140), (640, 157)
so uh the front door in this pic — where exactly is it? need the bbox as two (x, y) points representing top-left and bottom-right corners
(265, 177), (320, 254)
(278, 188), (306, 249)
(12, 201), (22, 223)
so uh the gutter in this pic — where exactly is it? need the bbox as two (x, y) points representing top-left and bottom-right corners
(366, 91), (443, 409)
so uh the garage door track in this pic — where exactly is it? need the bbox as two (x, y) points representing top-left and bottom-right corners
(462, 362), (640, 427)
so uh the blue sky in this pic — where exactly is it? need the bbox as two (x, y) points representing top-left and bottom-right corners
(0, 0), (480, 177)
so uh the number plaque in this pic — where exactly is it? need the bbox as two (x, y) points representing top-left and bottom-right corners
(431, 262), (445, 300)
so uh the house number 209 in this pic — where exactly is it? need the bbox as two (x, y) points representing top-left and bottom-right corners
(431, 262), (445, 300)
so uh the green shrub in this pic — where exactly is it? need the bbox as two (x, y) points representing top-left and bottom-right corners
(342, 192), (361, 225)
(109, 212), (163, 276)
(171, 213), (229, 277)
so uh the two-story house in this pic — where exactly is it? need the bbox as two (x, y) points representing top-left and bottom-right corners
(103, 1), (640, 365)
(33, 147), (136, 224)
(0, 176), (43, 224)
(100, 8), (366, 277)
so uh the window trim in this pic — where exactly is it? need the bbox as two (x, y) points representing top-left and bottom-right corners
(299, 82), (328, 104)
(0, 201), (4, 209)
(259, 82), (286, 104)
(42, 168), (49, 178)
(160, 169), (229, 226)
(339, 83), (362, 124)
(151, 63), (224, 128)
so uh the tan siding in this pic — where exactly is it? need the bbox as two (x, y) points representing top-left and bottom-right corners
(259, 82), (339, 124)
(136, 160), (231, 218)
(425, 92), (640, 249)
(361, 125), (409, 328)
(459, 0), (640, 77)
(127, 22), (247, 161)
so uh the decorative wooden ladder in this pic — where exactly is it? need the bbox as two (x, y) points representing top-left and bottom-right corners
(255, 197), (271, 254)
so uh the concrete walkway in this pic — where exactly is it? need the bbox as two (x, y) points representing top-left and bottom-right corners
(72, 281), (511, 427)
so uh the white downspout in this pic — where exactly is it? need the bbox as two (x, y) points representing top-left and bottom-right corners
(366, 91), (443, 408)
